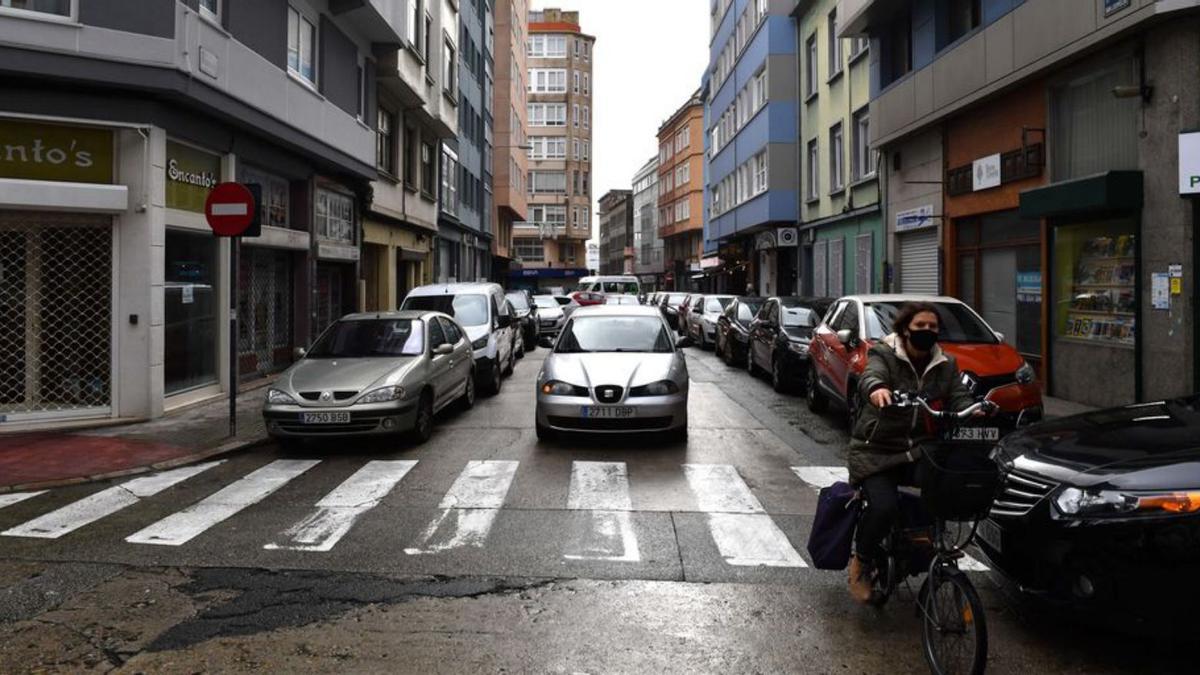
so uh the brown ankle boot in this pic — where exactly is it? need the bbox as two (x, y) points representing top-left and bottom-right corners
(847, 555), (873, 604)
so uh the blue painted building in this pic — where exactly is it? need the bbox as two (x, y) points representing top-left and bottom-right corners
(703, 0), (801, 296)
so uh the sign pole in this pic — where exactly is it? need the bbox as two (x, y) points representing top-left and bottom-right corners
(229, 235), (239, 438)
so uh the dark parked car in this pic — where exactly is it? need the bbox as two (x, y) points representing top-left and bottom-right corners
(980, 394), (1200, 632)
(715, 296), (764, 367)
(746, 297), (833, 392)
(506, 291), (538, 352)
(659, 292), (688, 331)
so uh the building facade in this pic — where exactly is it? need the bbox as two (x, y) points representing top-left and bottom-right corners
(436, 0), (491, 283)
(598, 189), (634, 275)
(491, 0), (529, 281)
(842, 0), (1200, 407)
(0, 0), (390, 425)
(794, 0), (882, 298)
(704, 0), (801, 297)
(658, 92), (706, 292)
(631, 156), (665, 290)
(512, 7), (594, 291)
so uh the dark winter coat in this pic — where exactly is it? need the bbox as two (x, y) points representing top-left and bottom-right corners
(847, 334), (976, 484)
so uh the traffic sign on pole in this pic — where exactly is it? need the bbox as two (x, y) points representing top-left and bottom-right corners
(205, 182), (257, 237)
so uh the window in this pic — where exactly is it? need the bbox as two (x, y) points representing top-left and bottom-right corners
(887, 13), (913, 85)
(441, 147), (458, 215)
(852, 108), (875, 180)
(573, 71), (580, 93)
(287, 7), (316, 85)
(851, 36), (869, 59)
(807, 139), (819, 200)
(424, 13), (432, 64)
(239, 165), (291, 230)
(315, 189), (355, 244)
(753, 68), (768, 110)
(828, 9), (842, 78)
(529, 171), (566, 194)
(528, 102), (567, 126)
(583, 41), (589, 61)
(675, 128), (688, 153)
(200, 0), (219, 21)
(574, 38), (580, 58)
(805, 33), (818, 98)
(753, 151), (768, 195)
(404, 126), (417, 189)
(573, 170), (580, 194)
(443, 38), (456, 95)
(529, 136), (566, 160)
(0, 0), (70, 17)
(573, 104), (580, 127)
(529, 68), (567, 93)
(581, 141), (589, 161)
(947, 0), (982, 46)
(583, 74), (589, 95)
(514, 238), (545, 262)
(406, 0), (420, 46)
(528, 35), (566, 58)
(661, 171), (673, 193)
(675, 200), (690, 223)
(421, 141), (435, 196)
(583, 171), (589, 196)
(676, 164), (689, 185)
(376, 108), (396, 176)
(582, 105), (589, 129)
(830, 123), (845, 192)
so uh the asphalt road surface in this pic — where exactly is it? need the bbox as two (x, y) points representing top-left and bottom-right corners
(0, 346), (1192, 673)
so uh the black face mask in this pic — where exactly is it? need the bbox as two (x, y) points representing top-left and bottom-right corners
(908, 329), (939, 352)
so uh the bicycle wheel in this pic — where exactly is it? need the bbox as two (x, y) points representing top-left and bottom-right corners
(921, 568), (988, 675)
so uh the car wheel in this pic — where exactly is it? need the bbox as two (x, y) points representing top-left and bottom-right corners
(746, 346), (759, 377)
(503, 347), (515, 376)
(845, 383), (861, 431)
(536, 421), (556, 442)
(807, 366), (829, 413)
(772, 355), (790, 394)
(484, 361), (502, 396)
(456, 373), (476, 411)
(515, 336), (526, 360)
(697, 328), (707, 350)
(410, 391), (434, 444)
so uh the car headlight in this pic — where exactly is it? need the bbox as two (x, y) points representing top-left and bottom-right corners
(1053, 486), (1200, 518)
(266, 388), (296, 405)
(787, 341), (809, 355)
(629, 380), (680, 397)
(1015, 361), (1036, 385)
(357, 385), (406, 404)
(540, 380), (589, 396)
(471, 336), (489, 350)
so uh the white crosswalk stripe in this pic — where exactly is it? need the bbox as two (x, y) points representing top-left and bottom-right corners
(790, 465), (990, 572)
(265, 460), (417, 552)
(563, 461), (639, 563)
(126, 459), (319, 546)
(0, 491), (47, 510)
(684, 464), (807, 568)
(404, 460), (518, 555)
(3, 463), (222, 539)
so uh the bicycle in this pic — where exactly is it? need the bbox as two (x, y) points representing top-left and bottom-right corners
(860, 391), (1001, 675)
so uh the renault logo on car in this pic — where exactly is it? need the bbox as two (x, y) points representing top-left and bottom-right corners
(320, 391), (333, 402)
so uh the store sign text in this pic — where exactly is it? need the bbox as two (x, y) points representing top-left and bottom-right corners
(0, 119), (113, 184)
(168, 159), (217, 189)
(895, 205), (935, 232)
(166, 141), (222, 213)
(973, 154), (1002, 191)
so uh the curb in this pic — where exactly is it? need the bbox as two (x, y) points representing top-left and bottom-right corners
(0, 435), (273, 495)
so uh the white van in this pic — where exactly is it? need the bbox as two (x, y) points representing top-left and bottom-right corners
(401, 282), (516, 395)
(577, 275), (641, 296)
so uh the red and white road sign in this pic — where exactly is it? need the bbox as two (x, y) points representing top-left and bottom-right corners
(205, 182), (256, 236)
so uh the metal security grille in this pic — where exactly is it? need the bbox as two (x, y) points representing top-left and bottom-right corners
(238, 247), (293, 380)
(0, 212), (111, 416)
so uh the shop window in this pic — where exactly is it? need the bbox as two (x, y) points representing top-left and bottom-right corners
(1050, 60), (1139, 181)
(165, 231), (218, 395)
(944, 0), (981, 48)
(239, 165), (291, 230)
(315, 189), (355, 244)
(1054, 221), (1136, 348)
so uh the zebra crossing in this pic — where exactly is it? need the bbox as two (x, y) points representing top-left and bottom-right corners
(0, 456), (988, 573)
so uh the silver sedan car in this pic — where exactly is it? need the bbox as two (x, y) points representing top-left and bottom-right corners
(262, 310), (475, 447)
(536, 305), (689, 442)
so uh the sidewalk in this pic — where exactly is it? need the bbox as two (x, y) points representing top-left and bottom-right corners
(0, 385), (271, 493)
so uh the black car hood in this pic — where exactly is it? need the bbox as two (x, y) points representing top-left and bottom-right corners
(783, 326), (814, 341)
(1001, 395), (1200, 490)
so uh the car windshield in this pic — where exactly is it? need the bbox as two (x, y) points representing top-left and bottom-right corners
(506, 293), (530, 311)
(665, 293), (687, 307)
(533, 295), (559, 309)
(864, 302), (998, 344)
(555, 316), (674, 354)
(705, 297), (733, 313)
(602, 281), (640, 294)
(782, 306), (818, 328)
(737, 301), (763, 322)
(307, 319), (424, 358)
(403, 294), (490, 327)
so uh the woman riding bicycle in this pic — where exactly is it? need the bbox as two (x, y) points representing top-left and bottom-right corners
(846, 302), (977, 604)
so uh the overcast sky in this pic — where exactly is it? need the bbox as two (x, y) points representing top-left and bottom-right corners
(530, 0), (710, 244)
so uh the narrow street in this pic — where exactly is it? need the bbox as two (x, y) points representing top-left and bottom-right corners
(0, 347), (1188, 673)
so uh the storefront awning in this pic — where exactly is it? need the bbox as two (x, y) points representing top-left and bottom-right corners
(1019, 171), (1143, 219)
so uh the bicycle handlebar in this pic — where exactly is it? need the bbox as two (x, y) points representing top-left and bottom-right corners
(888, 391), (999, 419)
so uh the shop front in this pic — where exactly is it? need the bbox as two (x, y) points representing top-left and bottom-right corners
(313, 184), (360, 338)
(362, 215), (432, 311)
(0, 118), (120, 423)
(807, 214), (883, 298)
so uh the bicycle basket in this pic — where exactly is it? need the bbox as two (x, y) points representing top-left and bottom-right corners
(917, 443), (1000, 520)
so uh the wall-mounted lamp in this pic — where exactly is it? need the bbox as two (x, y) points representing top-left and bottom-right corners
(1111, 84), (1152, 102)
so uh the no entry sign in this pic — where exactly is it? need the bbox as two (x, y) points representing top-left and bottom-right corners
(205, 182), (260, 236)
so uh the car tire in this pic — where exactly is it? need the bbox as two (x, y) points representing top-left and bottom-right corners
(515, 336), (525, 360)
(503, 347), (515, 376)
(746, 346), (759, 377)
(807, 366), (829, 413)
(697, 328), (707, 350)
(772, 355), (790, 394)
(410, 391), (434, 444)
(456, 372), (476, 411)
(484, 361), (503, 396)
(536, 421), (556, 442)
(845, 383), (861, 431)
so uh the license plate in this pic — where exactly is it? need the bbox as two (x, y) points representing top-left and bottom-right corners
(580, 406), (635, 419)
(977, 518), (1003, 554)
(301, 412), (351, 425)
(949, 427), (1000, 441)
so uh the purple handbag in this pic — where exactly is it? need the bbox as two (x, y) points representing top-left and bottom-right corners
(806, 481), (861, 570)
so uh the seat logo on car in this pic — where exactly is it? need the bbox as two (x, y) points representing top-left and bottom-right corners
(597, 386), (621, 403)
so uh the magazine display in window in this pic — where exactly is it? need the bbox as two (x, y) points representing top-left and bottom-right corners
(1062, 234), (1135, 346)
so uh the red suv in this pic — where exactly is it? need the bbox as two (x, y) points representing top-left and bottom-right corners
(807, 295), (1043, 430)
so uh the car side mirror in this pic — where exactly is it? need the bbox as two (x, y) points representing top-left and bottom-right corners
(433, 343), (454, 356)
(676, 336), (694, 349)
(293, 347), (307, 360)
(497, 314), (512, 329)
(836, 329), (854, 346)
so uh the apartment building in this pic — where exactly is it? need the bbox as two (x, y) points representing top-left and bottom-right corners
(658, 92), (706, 292)
(491, 0), (528, 281)
(514, 7), (594, 291)
(841, 0), (1200, 407)
(0, 0), (393, 425)
(366, 0), (458, 306)
(436, 0), (491, 283)
(598, 189), (634, 275)
(704, 0), (802, 297)
(631, 157), (665, 290)
(793, 0), (882, 297)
